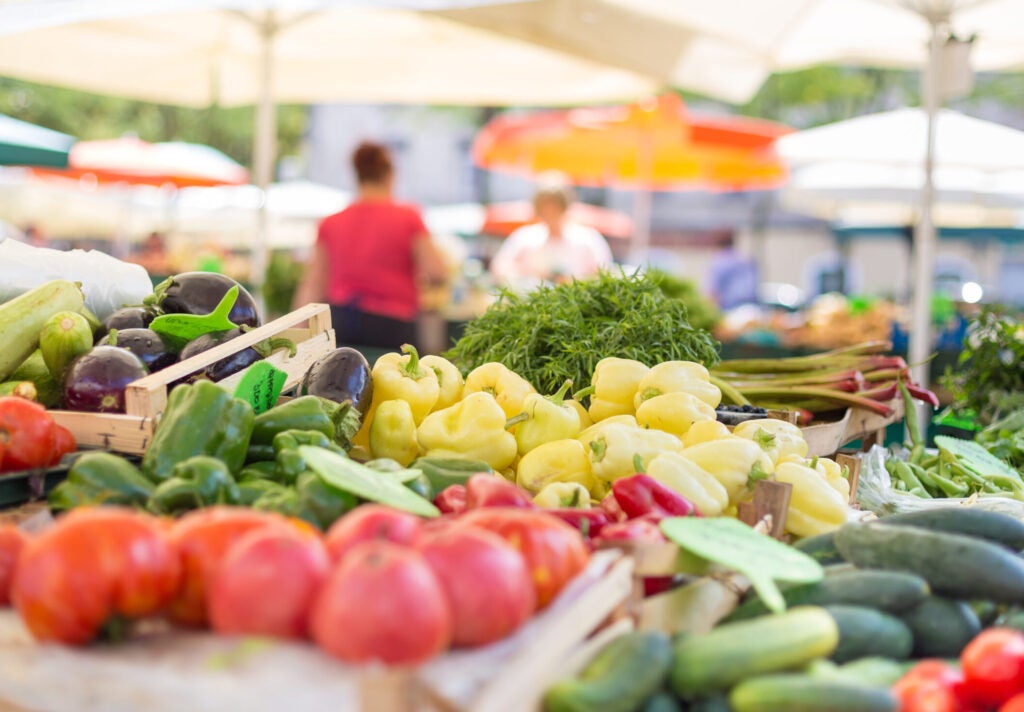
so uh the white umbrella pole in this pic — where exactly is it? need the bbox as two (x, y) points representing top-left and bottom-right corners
(908, 18), (944, 390)
(251, 12), (277, 310)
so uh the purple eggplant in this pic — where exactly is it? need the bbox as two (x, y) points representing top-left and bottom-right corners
(98, 328), (179, 372)
(178, 328), (295, 382)
(99, 306), (161, 338)
(63, 346), (148, 413)
(300, 347), (373, 415)
(147, 272), (260, 328)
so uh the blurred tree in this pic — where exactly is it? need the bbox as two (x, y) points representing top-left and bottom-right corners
(0, 78), (307, 169)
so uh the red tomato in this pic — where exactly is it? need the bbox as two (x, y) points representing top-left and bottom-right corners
(310, 540), (452, 664)
(0, 525), (29, 606)
(208, 527), (329, 639)
(167, 507), (282, 627)
(418, 527), (535, 647)
(457, 508), (589, 609)
(11, 508), (181, 644)
(893, 660), (966, 712)
(962, 628), (1024, 707)
(1002, 693), (1024, 712)
(323, 505), (421, 564)
(48, 424), (77, 466)
(0, 397), (57, 472)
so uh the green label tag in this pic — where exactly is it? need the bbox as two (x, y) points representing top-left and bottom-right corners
(150, 285), (239, 346)
(660, 517), (824, 614)
(233, 360), (287, 414)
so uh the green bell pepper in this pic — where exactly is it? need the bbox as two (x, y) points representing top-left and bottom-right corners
(295, 471), (358, 529)
(149, 455), (241, 514)
(142, 380), (255, 481)
(411, 456), (494, 493)
(250, 396), (361, 450)
(49, 452), (154, 511)
(238, 461), (278, 481)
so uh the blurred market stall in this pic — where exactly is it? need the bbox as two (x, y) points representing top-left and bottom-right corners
(0, 113), (76, 168)
(473, 94), (791, 260)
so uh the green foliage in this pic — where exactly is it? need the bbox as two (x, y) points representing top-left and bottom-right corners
(0, 78), (307, 167)
(943, 306), (1024, 424)
(263, 250), (304, 319)
(444, 269), (720, 395)
(646, 268), (720, 333)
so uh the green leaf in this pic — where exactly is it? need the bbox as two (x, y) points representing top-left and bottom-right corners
(936, 435), (1021, 481)
(298, 446), (439, 518)
(660, 517), (824, 614)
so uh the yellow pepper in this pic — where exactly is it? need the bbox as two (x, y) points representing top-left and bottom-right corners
(682, 419), (732, 447)
(633, 360), (722, 410)
(516, 438), (597, 495)
(774, 461), (849, 537)
(636, 391), (717, 439)
(532, 482), (591, 509)
(352, 344), (440, 448)
(733, 418), (808, 465)
(417, 392), (516, 471)
(567, 398), (594, 430)
(368, 399), (419, 466)
(513, 380), (581, 456)
(806, 455), (851, 501)
(679, 438), (774, 502)
(581, 423), (684, 483)
(420, 354), (464, 412)
(463, 362), (536, 419)
(587, 357), (649, 422)
(646, 451), (729, 517)
(577, 414), (638, 443)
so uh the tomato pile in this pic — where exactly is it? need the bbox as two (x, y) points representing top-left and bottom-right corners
(0, 396), (76, 473)
(895, 629), (1024, 712)
(0, 503), (589, 665)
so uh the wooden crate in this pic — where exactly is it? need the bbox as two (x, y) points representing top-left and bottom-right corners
(49, 303), (336, 455)
(801, 397), (904, 457)
(0, 550), (633, 712)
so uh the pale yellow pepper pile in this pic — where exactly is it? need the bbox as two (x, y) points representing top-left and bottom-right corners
(356, 347), (852, 537)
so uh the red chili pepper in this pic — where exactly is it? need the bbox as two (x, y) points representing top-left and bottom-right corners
(612, 474), (698, 519)
(433, 484), (468, 515)
(600, 493), (628, 523)
(464, 474), (535, 509)
(544, 508), (610, 539)
(48, 424), (77, 467)
(0, 397), (58, 472)
(592, 514), (666, 544)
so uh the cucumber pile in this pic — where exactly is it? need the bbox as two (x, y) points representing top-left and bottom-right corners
(544, 507), (1024, 712)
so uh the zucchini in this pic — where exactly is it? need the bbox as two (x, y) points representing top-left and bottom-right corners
(730, 674), (897, 712)
(824, 605), (913, 663)
(670, 606), (838, 698)
(9, 350), (62, 407)
(727, 569), (929, 621)
(901, 596), (980, 658)
(834, 523), (1024, 602)
(0, 280), (85, 381)
(543, 631), (673, 712)
(0, 381), (37, 400)
(39, 310), (94, 382)
(879, 508), (1024, 551)
(793, 531), (846, 565)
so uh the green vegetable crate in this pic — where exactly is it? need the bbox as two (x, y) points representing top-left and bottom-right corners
(48, 303), (336, 456)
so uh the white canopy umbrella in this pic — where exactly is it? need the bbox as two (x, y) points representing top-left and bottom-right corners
(0, 0), (663, 299)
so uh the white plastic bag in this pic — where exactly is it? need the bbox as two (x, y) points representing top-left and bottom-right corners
(0, 239), (153, 320)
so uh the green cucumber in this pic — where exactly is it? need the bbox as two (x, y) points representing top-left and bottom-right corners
(833, 658), (910, 688)
(730, 674), (897, 712)
(727, 569), (929, 621)
(670, 606), (838, 698)
(793, 531), (845, 565)
(879, 508), (1024, 551)
(835, 523), (1024, 602)
(901, 596), (980, 658)
(0, 280), (85, 381)
(687, 696), (731, 712)
(39, 310), (94, 382)
(9, 350), (62, 407)
(543, 631), (672, 712)
(824, 605), (913, 663)
(640, 692), (682, 712)
(995, 609), (1024, 634)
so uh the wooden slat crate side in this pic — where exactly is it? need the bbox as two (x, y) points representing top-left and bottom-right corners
(49, 411), (155, 455)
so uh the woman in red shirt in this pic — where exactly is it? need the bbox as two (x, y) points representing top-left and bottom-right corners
(293, 142), (447, 350)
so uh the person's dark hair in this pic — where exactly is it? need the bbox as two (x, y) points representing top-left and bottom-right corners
(352, 141), (393, 184)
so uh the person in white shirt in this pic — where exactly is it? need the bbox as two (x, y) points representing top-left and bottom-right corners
(490, 172), (614, 290)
